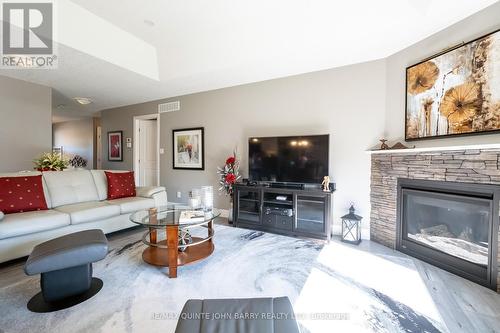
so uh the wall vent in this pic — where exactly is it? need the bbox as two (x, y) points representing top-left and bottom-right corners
(158, 101), (180, 113)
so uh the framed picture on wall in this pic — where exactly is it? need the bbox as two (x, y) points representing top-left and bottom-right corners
(52, 146), (63, 158)
(405, 29), (500, 141)
(173, 127), (204, 170)
(108, 131), (123, 161)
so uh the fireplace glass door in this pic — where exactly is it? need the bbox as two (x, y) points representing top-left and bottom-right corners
(402, 189), (491, 267)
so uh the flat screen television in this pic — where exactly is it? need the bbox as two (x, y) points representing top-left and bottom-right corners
(248, 134), (329, 184)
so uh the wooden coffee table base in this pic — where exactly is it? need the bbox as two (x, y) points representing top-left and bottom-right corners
(131, 207), (218, 279)
(142, 237), (214, 277)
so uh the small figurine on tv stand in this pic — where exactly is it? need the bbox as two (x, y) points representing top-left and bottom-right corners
(321, 176), (330, 192)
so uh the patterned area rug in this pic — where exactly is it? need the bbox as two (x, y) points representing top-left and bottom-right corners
(0, 225), (448, 333)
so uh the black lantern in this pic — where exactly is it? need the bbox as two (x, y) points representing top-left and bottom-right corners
(341, 205), (362, 245)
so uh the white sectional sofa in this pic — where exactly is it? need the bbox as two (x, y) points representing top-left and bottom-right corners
(0, 170), (167, 263)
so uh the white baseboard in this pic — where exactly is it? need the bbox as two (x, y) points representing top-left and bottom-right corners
(218, 209), (230, 218)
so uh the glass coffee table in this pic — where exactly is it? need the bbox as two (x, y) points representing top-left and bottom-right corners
(130, 204), (220, 278)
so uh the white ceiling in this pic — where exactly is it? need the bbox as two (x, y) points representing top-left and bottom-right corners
(0, 0), (498, 122)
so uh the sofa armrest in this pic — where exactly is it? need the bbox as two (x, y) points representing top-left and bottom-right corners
(0, 211), (3, 221)
(136, 186), (166, 198)
(136, 186), (168, 207)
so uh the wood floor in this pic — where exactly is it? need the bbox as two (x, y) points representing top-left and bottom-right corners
(351, 239), (500, 332)
(412, 257), (500, 332)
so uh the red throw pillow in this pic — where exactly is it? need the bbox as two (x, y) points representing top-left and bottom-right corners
(105, 171), (136, 200)
(0, 175), (48, 214)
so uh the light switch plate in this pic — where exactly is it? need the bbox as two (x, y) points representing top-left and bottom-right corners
(159, 148), (165, 154)
(126, 142), (132, 148)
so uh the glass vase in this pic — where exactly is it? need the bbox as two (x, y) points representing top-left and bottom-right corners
(201, 186), (213, 212)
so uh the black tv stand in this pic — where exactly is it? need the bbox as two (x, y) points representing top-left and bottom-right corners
(268, 182), (305, 190)
(233, 184), (333, 240)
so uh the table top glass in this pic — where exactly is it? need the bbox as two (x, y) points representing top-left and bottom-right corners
(129, 204), (221, 227)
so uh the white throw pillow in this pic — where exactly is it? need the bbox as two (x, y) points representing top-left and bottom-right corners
(0, 211), (4, 221)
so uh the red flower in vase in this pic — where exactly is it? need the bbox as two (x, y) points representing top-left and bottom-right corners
(225, 173), (236, 184)
(225, 156), (236, 165)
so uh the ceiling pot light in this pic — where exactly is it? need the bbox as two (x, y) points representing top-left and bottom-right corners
(73, 97), (93, 105)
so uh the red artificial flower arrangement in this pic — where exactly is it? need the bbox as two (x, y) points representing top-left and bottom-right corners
(225, 173), (236, 184)
(218, 152), (240, 197)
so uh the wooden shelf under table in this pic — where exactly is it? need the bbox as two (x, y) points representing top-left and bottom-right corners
(142, 237), (214, 267)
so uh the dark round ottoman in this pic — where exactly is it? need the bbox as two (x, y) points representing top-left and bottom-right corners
(24, 229), (108, 313)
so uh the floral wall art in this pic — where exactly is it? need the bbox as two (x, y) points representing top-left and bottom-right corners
(406, 30), (500, 140)
(108, 131), (123, 161)
(172, 127), (204, 170)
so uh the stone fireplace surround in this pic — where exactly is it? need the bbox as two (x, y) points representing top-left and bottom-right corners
(370, 144), (500, 292)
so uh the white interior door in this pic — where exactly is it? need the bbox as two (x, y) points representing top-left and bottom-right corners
(138, 119), (158, 186)
(96, 126), (102, 169)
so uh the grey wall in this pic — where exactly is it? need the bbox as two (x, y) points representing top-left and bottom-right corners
(101, 60), (387, 236)
(385, 2), (500, 147)
(101, 104), (146, 171)
(53, 118), (94, 168)
(100, 3), (500, 237)
(0, 75), (52, 172)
